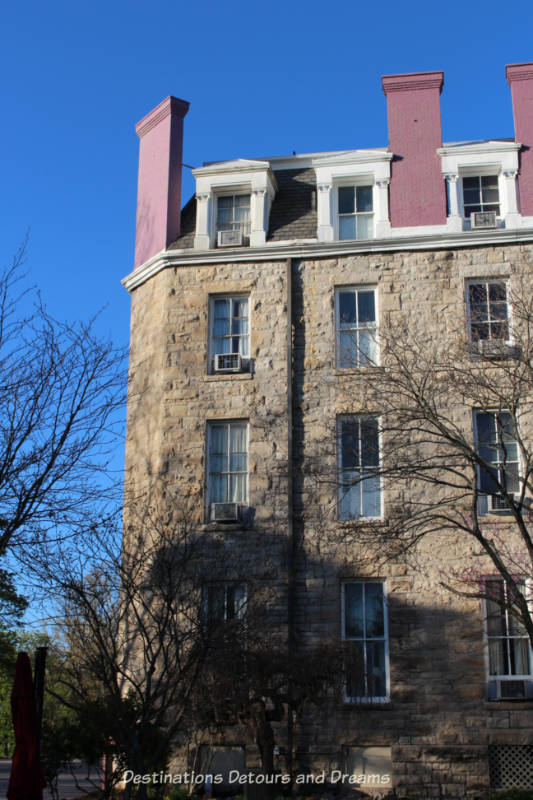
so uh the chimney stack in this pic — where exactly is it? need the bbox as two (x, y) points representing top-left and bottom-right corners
(134, 96), (190, 269)
(382, 71), (446, 228)
(506, 62), (533, 217)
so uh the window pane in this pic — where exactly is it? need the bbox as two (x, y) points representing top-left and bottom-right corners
(361, 418), (379, 467)
(471, 323), (489, 341)
(356, 186), (373, 212)
(230, 453), (247, 472)
(339, 331), (356, 367)
(338, 186), (355, 214)
(357, 291), (375, 323)
(339, 479), (361, 520)
(229, 474), (246, 503)
(463, 188), (481, 205)
(358, 329), (375, 365)
(463, 177), (479, 191)
(361, 473), (381, 517)
(210, 474), (227, 503)
(230, 424), (247, 452)
(210, 425), (228, 453)
(345, 641), (365, 698)
(355, 214), (373, 239)
(214, 298), (230, 318)
(366, 641), (387, 697)
(469, 283), (487, 306)
(489, 283), (506, 303)
(339, 292), (356, 327)
(233, 298), (248, 317)
(214, 318), (230, 337)
(488, 638), (507, 675)
(365, 583), (384, 637)
(339, 216), (356, 240)
(344, 583), (364, 637)
(341, 420), (359, 469)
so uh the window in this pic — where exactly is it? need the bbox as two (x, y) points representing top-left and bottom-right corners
(338, 185), (373, 240)
(202, 583), (246, 627)
(474, 410), (520, 510)
(216, 194), (251, 239)
(342, 581), (388, 701)
(338, 417), (381, 520)
(335, 287), (378, 367)
(484, 579), (532, 685)
(207, 421), (248, 506)
(462, 175), (500, 218)
(467, 280), (510, 343)
(210, 296), (249, 364)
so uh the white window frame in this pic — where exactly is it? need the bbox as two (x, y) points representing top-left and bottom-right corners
(461, 173), (501, 221)
(337, 415), (383, 521)
(473, 409), (522, 514)
(202, 582), (247, 627)
(335, 180), (375, 241)
(335, 286), (379, 368)
(214, 191), (252, 242)
(208, 294), (250, 370)
(482, 578), (533, 688)
(206, 420), (249, 511)
(465, 278), (512, 346)
(341, 580), (390, 703)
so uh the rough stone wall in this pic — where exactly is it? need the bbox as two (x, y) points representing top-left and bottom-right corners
(124, 242), (533, 798)
(291, 243), (533, 797)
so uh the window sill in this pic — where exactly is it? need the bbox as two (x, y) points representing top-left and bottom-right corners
(345, 699), (391, 707)
(204, 372), (253, 382)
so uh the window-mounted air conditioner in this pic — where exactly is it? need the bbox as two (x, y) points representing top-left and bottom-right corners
(210, 502), (240, 523)
(217, 230), (243, 247)
(488, 679), (533, 701)
(474, 339), (518, 359)
(471, 210), (497, 229)
(489, 493), (518, 512)
(214, 353), (243, 373)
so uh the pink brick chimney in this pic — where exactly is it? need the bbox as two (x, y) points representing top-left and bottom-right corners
(382, 71), (446, 228)
(134, 96), (190, 268)
(506, 62), (533, 217)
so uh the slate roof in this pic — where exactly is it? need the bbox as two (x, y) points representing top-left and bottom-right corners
(168, 167), (317, 250)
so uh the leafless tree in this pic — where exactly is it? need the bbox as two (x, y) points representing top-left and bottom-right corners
(0, 240), (125, 565)
(311, 280), (533, 655)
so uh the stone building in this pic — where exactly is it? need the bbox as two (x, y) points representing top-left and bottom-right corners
(122, 64), (533, 797)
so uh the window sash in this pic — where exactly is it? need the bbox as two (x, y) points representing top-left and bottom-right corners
(202, 583), (247, 627)
(208, 422), (248, 504)
(484, 580), (532, 678)
(467, 280), (509, 343)
(474, 411), (521, 499)
(338, 186), (374, 240)
(463, 175), (500, 218)
(342, 581), (388, 700)
(338, 417), (381, 519)
(335, 288), (378, 368)
(216, 194), (251, 235)
(211, 296), (250, 357)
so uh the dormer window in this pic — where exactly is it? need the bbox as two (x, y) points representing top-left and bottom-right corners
(193, 160), (276, 249)
(462, 175), (500, 219)
(216, 194), (251, 245)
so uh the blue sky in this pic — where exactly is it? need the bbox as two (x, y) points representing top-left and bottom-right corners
(1, 0), (531, 347)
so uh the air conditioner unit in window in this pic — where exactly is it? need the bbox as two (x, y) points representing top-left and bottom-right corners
(214, 353), (243, 373)
(217, 230), (243, 247)
(210, 502), (240, 523)
(488, 679), (533, 701)
(489, 493), (518, 512)
(471, 210), (497, 229)
(474, 339), (518, 359)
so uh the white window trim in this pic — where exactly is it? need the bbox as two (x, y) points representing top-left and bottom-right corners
(337, 415), (383, 521)
(439, 141), (521, 230)
(482, 578), (533, 688)
(334, 178), (375, 241)
(315, 151), (392, 242)
(193, 160), (277, 249)
(334, 286), (379, 368)
(206, 420), (249, 514)
(341, 580), (390, 703)
(465, 278), (512, 347)
(473, 409), (522, 516)
(208, 294), (250, 372)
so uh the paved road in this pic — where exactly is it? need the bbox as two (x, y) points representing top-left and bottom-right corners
(0, 759), (100, 800)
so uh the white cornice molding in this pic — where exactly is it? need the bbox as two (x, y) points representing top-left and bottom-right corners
(438, 141), (521, 157)
(122, 227), (533, 293)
